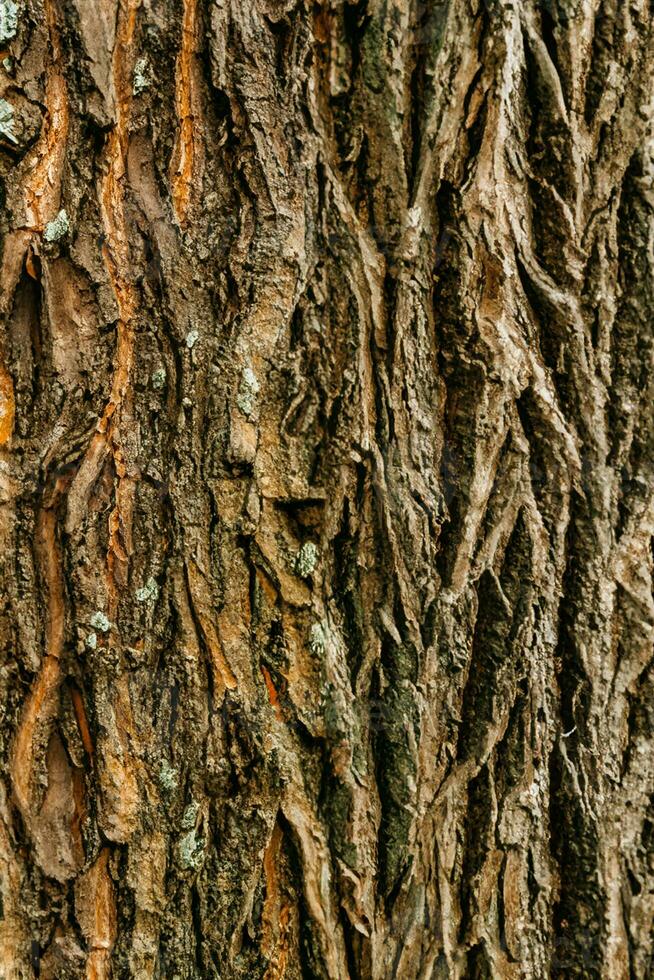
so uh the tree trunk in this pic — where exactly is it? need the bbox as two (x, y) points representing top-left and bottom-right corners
(1, 0), (653, 977)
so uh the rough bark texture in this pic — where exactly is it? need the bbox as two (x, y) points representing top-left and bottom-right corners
(1, 0), (653, 977)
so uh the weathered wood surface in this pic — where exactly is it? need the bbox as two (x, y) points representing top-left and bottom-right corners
(0, 1), (653, 977)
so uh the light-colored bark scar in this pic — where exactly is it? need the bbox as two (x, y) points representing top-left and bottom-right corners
(24, 73), (68, 230)
(97, 674), (142, 843)
(75, 848), (117, 980)
(23, 0), (69, 231)
(186, 558), (238, 692)
(171, 0), (200, 224)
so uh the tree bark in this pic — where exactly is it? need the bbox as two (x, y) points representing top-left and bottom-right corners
(1, 0), (653, 977)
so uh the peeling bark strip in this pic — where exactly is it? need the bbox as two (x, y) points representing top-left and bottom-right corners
(22, 0), (68, 231)
(171, 0), (200, 224)
(0, 0), (653, 977)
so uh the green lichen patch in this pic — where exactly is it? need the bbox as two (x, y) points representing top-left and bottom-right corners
(309, 621), (327, 655)
(237, 366), (260, 418)
(0, 98), (17, 145)
(0, 1), (18, 46)
(177, 801), (204, 869)
(295, 542), (318, 578)
(44, 209), (70, 243)
(151, 367), (166, 389)
(181, 800), (200, 830)
(136, 576), (159, 604)
(159, 760), (178, 792)
(85, 632), (97, 650)
(133, 57), (149, 95)
(178, 827), (205, 870)
(90, 611), (111, 633)
(185, 329), (199, 349)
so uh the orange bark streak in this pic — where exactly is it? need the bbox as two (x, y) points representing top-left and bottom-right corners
(38, 506), (66, 657)
(262, 822), (292, 979)
(11, 504), (67, 816)
(0, 362), (15, 446)
(262, 666), (283, 720)
(98, 0), (140, 611)
(11, 655), (61, 817)
(171, 0), (198, 224)
(70, 685), (95, 758)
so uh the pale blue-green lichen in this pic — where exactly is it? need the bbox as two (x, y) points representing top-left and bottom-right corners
(185, 329), (199, 349)
(133, 57), (149, 95)
(309, 621), (327, 656)
(151, 367), (166, 389)
(44, 209), (70, 243)
(90, 611), (111, 633)
(159, 761), (178, 792)
(236, 366), (259, 418)
(85, 632), (97, 650)
(178, 827), (205, 870)
(0, 98), (17, 145)
(178, 800), (204, 868)
(136, 576), (159, 603)
(295, 542), (318, 578)
(181, 800), (199, 830)
(0, 1), (18, 46)
(2, 56), (13, 72)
